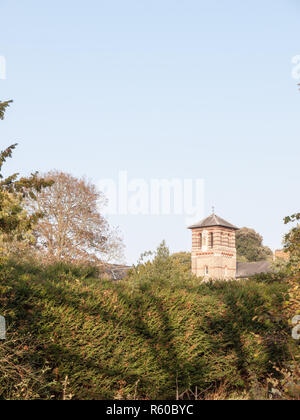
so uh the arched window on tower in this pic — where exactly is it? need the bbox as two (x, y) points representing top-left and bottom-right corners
(221, 232), (223, 246)
(227, 234), (230, 247)
(210, 232), (214, 248)
(199, 233), (202, 249)
(205, 266), (209, 276)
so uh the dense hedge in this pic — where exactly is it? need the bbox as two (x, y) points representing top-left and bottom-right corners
(0, 259), (296, 400)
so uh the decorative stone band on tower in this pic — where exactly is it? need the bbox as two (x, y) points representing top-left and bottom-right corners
(188, 213), (239, 280)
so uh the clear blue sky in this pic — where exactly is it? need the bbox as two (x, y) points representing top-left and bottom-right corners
(1, 0), (299, 264)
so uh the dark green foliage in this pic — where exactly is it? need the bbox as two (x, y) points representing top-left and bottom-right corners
(0, 100), (13, 120)
(0, 256), (295, 400)
(0, 144), (53, 198)
(236, 227), (273, 262)
(0, 100), (53, 240)
(170, 252), (191, 271)
(284, 213), (300, 274)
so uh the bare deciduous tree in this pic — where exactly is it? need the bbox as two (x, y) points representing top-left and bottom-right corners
(27, 171), (124, 264)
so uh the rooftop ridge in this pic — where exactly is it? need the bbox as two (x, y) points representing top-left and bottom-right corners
(188, 213), (239, 230)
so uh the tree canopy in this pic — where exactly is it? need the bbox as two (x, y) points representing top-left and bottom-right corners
(0, 100), (52, 244)
(236, 227), (273, 262)
(26, 171), (124, 264)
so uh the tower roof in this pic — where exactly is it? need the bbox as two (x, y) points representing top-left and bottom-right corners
(188, 213), (239, 230)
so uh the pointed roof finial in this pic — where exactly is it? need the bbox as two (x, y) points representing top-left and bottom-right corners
(212, 206), (215, 215)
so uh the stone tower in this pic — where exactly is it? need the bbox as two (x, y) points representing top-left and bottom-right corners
(188, 213), (239, 279)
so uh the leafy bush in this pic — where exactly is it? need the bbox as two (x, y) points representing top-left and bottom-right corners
(0, 255), (298, 400)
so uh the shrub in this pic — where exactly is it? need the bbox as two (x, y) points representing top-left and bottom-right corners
(0, 256), (298, 400)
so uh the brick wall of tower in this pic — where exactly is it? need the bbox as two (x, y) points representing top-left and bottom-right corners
(191, 226), (237, 279)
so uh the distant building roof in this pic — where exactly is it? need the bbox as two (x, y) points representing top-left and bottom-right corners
(188, 213), (239, 230)
(236, 261), (272, 278)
